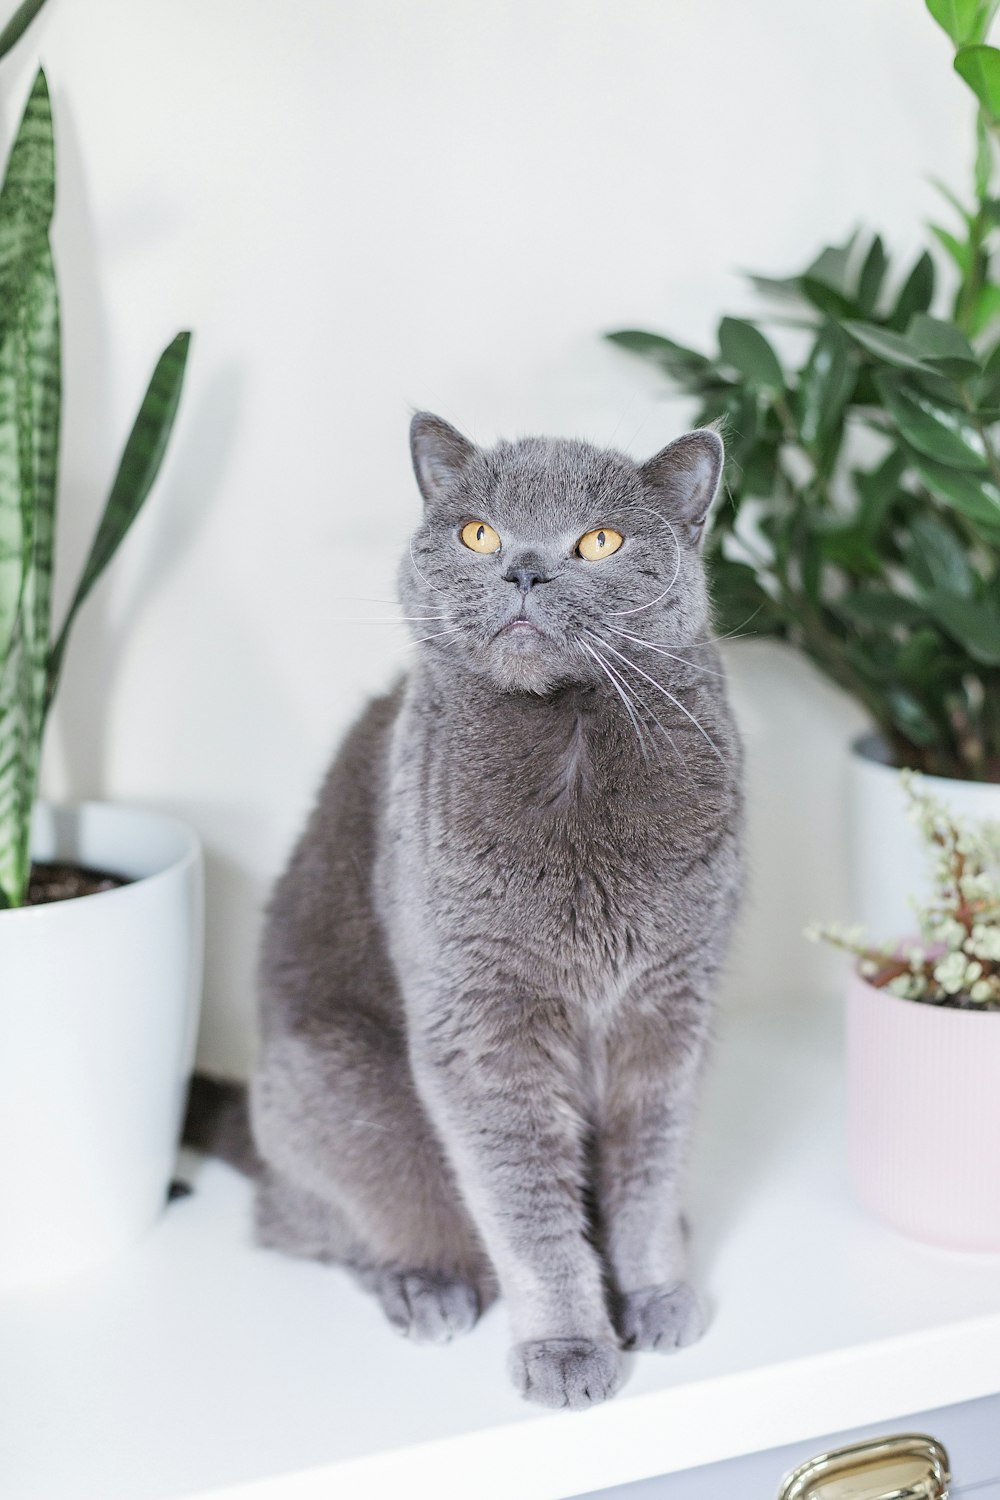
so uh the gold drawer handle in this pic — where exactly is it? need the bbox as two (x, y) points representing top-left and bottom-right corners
(778, 1432), (951, 1499)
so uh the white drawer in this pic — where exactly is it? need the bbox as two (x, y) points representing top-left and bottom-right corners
(575, 1393), (1000, 1498)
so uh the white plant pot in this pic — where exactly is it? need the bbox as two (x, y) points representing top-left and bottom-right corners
(847, 733), (1000, 941)
(848, 969), (1000, 1251)
(0, 802), (203, 1289)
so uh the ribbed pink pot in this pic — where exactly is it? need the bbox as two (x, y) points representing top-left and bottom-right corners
(847, 969), (1000, 1251)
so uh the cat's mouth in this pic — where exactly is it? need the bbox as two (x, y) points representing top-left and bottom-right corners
(496, 616), (542, 639)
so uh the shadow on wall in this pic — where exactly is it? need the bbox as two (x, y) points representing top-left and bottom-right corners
(719, 639), (869, 1017)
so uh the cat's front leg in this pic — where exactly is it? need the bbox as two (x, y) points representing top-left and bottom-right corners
(411, 985), (622, 1409)
(596, 978), (712, 1354)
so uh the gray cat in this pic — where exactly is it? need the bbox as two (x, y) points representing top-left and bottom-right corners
(249, 413), (744, 1410)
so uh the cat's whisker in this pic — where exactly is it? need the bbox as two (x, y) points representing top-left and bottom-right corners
(409, 537), (451, 597)
(579, 639), (651, 763)
(593, 640), (694, 780)
(589, 632), (727, 766)
(335, 615), (451, 624)
(591, 636), (701, 786)
(604, 625), (727, 678)
(608, 513), (681, 617)
(401, 627), (462, 648)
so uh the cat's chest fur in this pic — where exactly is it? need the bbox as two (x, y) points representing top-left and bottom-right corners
(378, 673), (735, 994)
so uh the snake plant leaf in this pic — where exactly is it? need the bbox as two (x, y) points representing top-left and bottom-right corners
(926, 0), (988, 44)
(718, 317), (783, 391)
(47, 331), (191, 708)
(876, 375), (989, 469)
(0, 320), (27, 665)
(0, 246), (58, 907)
(843, 321), (937, 373)
(955, 44), (1000, 121)
(0, 69), (54, 341)
(0, 0), (49, 61)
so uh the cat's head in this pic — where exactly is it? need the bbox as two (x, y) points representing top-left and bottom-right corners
(401, 412), (723, 696)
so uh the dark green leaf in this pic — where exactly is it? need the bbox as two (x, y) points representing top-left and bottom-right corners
(925, 591), (1000, 663)
(955, 44), (1000, 120)
(0, 0), (49, 62)
(717, 317), (784, 391)
(805, 241), (856, 295)
(876, 375), (989, 469)
(604, 329), (718, 390)
(738, 439), (780, 497)
(854, 449), (908, 540)
(744, 272), (805, 301)
(843, 321), (937, 372)
(907, 511), (976, 596)
(909, 450), (1000, 531)
(835, 591), (926, 628)
(889, 252), (935, 332)
(800, 278), (861, 321)
(886, 686), (942, 746)
(896, 627), (952, 684)
(858, 236), (888, 315)
(796, 324), (856, 449)
(47, 332), (191, 705)
(905, 312), (980, 375)
(706, 554), (784, 637)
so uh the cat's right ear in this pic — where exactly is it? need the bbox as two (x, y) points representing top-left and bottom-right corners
(410, 412), (478, 507)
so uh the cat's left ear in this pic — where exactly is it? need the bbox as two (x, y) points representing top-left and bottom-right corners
(410, 412), (478, 508)
(639, 428), (724, 545)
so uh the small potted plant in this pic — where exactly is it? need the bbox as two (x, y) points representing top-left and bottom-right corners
(0, 1), (201, 1288)
(605, 0), (1000, 937)
(807, 773), (1000, 1252)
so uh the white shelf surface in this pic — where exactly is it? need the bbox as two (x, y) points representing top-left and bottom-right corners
(3, 1004), (1000, 1500)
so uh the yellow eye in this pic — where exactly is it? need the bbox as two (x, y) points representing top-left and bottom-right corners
(577, 527), (623, 561)
(460, 520), (501, 554)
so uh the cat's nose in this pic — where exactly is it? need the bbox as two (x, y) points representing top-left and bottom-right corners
(503, 562), (551, 594)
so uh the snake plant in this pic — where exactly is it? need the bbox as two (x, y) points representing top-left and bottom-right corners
(0, 0), (191, 907)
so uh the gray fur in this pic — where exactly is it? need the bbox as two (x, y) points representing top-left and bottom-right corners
(250, 413), (744, 1409)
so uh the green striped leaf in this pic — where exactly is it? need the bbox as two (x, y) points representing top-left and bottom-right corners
(47, 331), (191, 706)
(0, 0), (50, 61)
(0, 246), (59, 906)
(0, 70), (54, 341)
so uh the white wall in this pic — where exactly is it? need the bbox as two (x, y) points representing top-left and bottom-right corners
(9, 0), (968, 1075)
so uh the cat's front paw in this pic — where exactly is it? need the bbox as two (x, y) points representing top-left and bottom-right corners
(508, 1337), (623, 1409)
(615, 1281), (707, 1352)
(374, 1269), (481, 1344)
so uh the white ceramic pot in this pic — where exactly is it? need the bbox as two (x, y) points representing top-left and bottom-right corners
(0, 802), (203, 1288)
(847, 733), (1000, 941)
(847, 969), (1000, 1251)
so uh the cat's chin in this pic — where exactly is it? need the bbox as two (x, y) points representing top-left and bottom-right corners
(477, 634), (574, 697)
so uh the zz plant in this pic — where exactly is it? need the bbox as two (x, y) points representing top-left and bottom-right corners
(0, 0), (190, 908)
(607, 0), (1000, 783)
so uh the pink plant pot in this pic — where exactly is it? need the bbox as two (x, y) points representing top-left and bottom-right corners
(847, 969), (1000, 1252)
